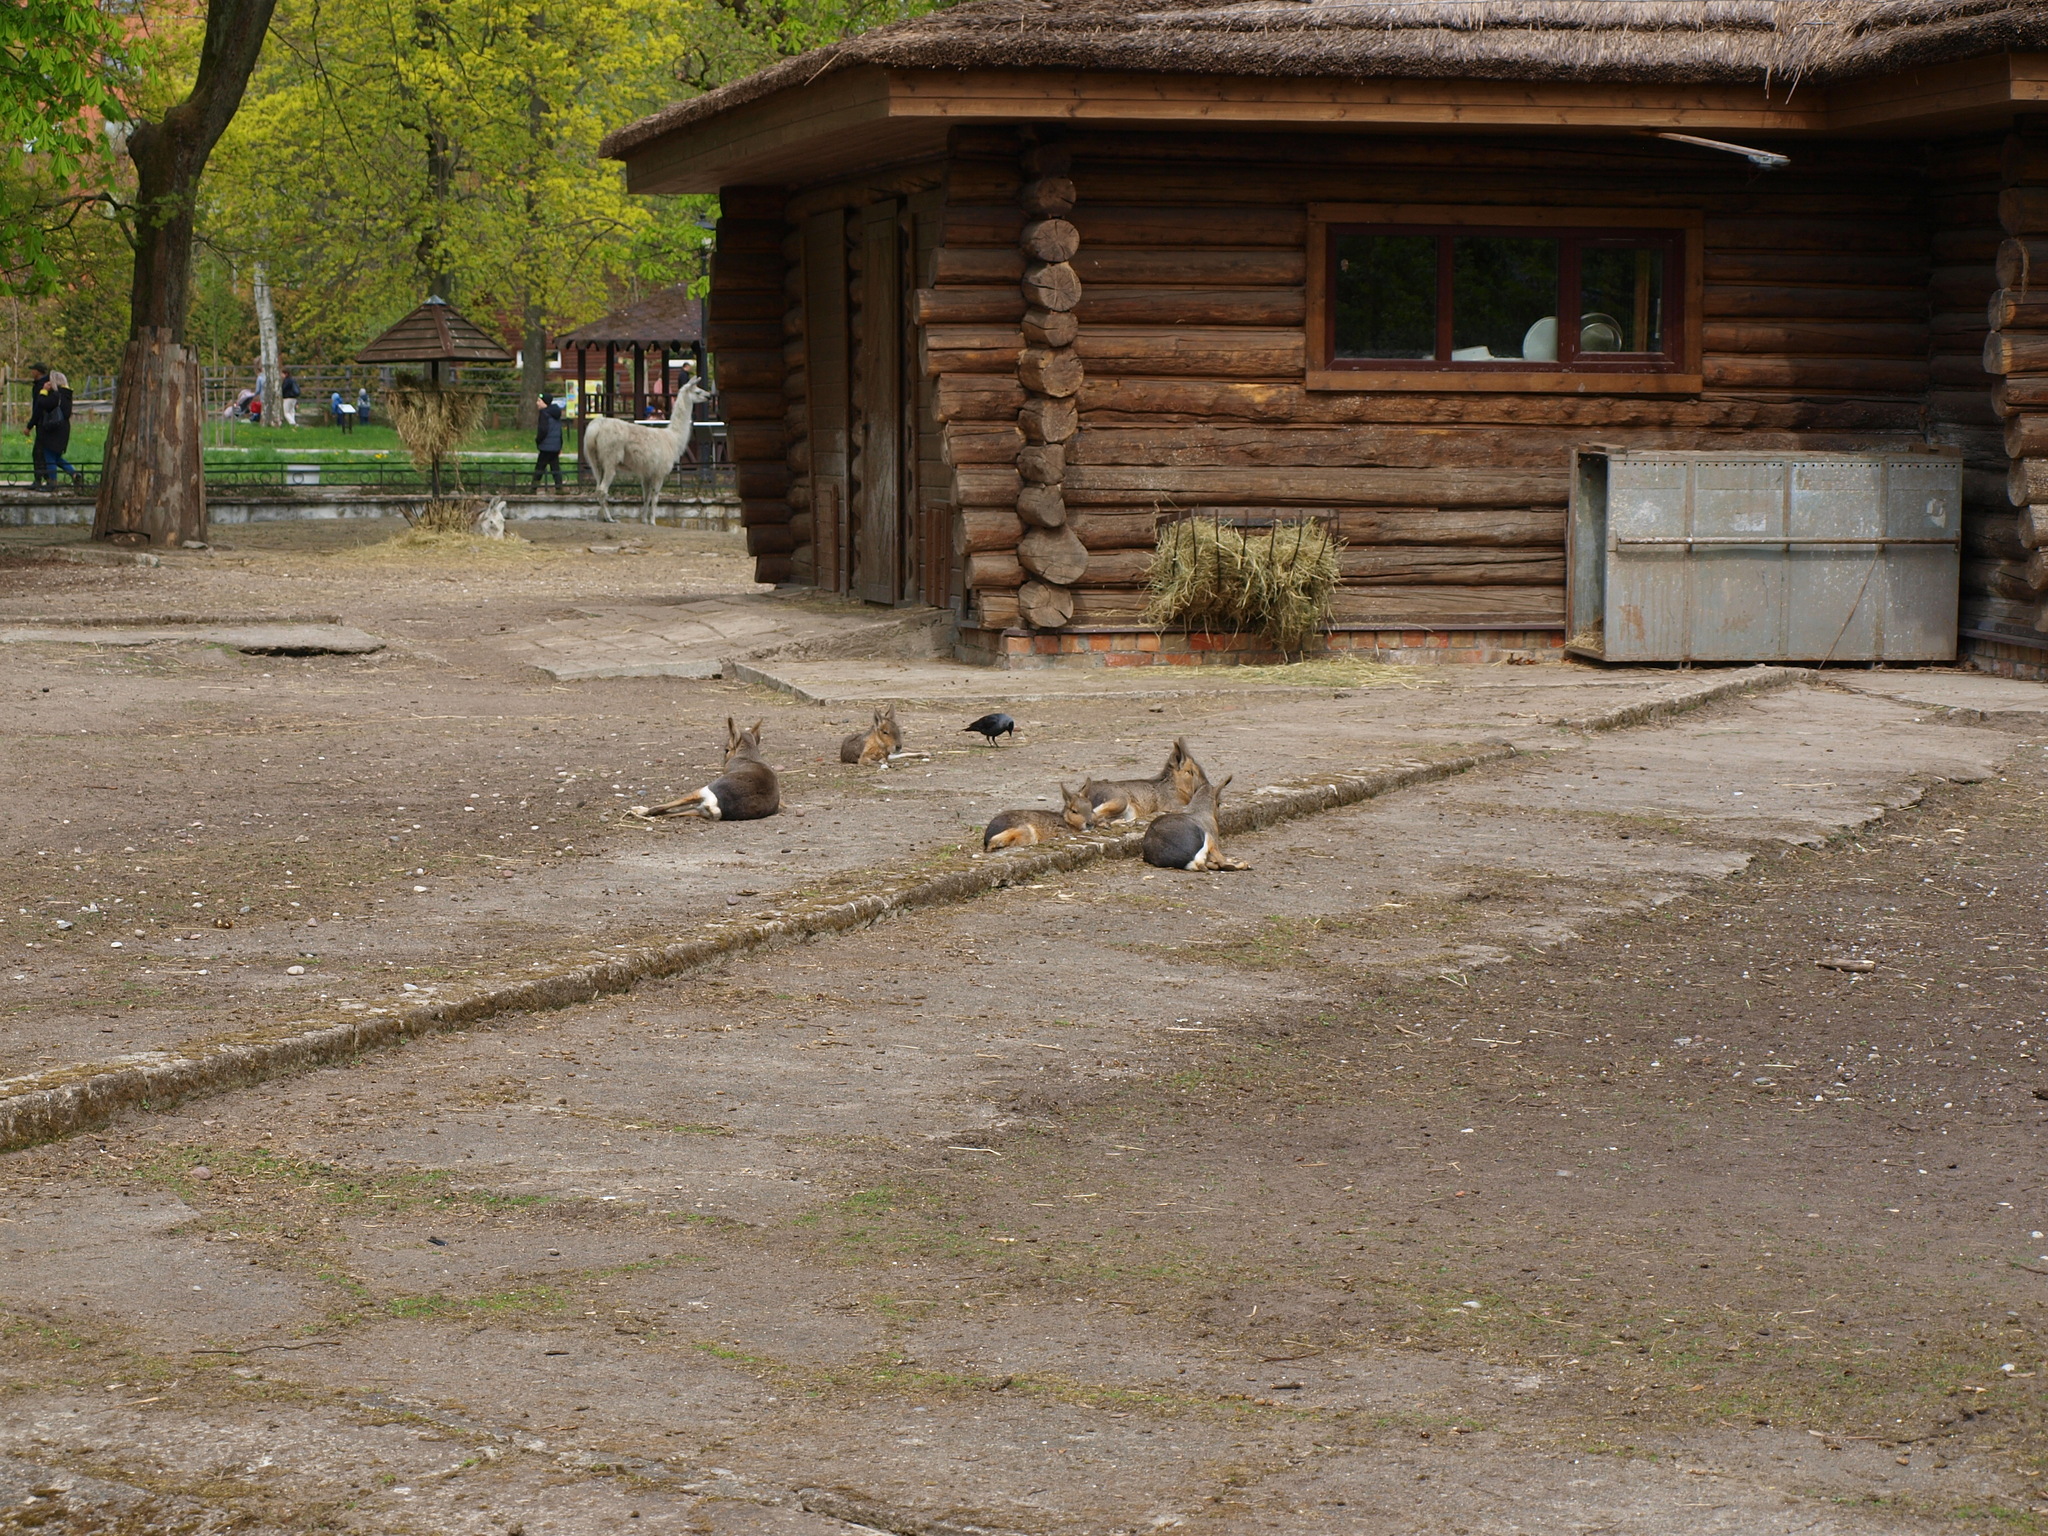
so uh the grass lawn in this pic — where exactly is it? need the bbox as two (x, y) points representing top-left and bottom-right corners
(3, 421), (562, 468)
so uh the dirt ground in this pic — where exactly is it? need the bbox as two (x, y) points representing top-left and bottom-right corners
(1, 522), (2046, 1535)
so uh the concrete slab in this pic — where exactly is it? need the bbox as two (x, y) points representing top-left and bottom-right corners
(496, 595), (948, 682)
(1824, 666), (2048, 720)
(0, 622), (384, 654)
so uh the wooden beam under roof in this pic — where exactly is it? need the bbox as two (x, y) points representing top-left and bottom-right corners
(617, 53), (2048, 196)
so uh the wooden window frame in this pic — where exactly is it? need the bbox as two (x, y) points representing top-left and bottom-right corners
(1306, 203), (1704, 394)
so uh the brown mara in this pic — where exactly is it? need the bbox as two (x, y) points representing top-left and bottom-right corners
(601, 0), (2048, 676)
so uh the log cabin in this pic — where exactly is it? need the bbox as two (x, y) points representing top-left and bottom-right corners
(601, 0), (2048, 676)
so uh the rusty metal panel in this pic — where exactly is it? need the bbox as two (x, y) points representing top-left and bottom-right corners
(1568, 449), (1960, 663)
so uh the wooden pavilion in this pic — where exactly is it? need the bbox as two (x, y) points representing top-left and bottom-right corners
(601, 0), (2048, 673)
(556, 285), (707, 433)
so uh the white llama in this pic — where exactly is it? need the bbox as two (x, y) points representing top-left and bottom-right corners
(580, 373), (712, 523)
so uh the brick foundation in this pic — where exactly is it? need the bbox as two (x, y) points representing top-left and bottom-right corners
(1962, 632), (2048, 682)
(954, 625), (1567, 669)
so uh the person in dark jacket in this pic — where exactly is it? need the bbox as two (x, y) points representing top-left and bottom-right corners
(532, 393), (565, 489)
(24, 365), (80, 490)
(280, 370), (301, 427)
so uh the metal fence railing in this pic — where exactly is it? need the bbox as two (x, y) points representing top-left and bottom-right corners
(1, 456), (736, 499)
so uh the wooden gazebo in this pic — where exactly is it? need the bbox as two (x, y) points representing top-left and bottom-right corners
(555, 285), (706, 441)
(356, 296), (513, 384)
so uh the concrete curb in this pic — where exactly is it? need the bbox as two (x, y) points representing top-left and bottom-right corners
(1554, 664), (1810, 733)
(0, 748), (1516, 1152)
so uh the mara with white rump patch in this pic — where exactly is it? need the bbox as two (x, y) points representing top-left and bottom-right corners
(630, 719), (780, 821)
(983, 785), (1096, 851)
(1142, 777), (1247, 871)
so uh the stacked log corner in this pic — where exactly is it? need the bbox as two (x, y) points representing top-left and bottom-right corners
(1975, 126), (2048, 636)
(1011, 139), (1085, 631)
(709, 187), (795, 585)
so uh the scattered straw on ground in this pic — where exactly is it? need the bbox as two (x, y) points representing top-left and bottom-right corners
(338, 529), (543, 562)
(1205, 657), (1434, 689)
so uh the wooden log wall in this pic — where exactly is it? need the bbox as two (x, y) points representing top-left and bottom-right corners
(1972, 121), (2048, 640)
(923, 129), (1931, 634)
(709, 186), (795, 585)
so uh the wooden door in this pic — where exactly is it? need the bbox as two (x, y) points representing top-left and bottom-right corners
(852, 200), (903, 605)
(802, 209), (851, 593)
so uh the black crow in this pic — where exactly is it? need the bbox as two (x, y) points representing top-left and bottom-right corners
(963, 712), (1016, 745)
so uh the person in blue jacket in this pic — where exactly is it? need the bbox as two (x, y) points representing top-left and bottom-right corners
(532, 393), (565, 489)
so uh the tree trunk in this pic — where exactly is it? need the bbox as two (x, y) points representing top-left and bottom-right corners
(95, 330), (205, 548)
(252, 261), (279, 422)
(95, 0), (280, 547)
(518, 298), (545, 431)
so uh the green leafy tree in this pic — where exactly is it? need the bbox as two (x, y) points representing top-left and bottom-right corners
(0, 0), (127, 293)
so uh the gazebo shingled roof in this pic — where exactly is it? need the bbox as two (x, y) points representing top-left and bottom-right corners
(557, 287), (704, 349)
(356, 296), (514, 366)
(602, 0), (2048, 161)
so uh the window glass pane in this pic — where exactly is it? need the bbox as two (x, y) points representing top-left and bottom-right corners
(1333, 234), (1437, 359)
(1450, 236), (1559, 361)
(1578, 245), (1666, 354)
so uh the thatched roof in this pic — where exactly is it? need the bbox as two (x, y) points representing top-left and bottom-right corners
(556, 286), (704, 348)
(355, 297), (513, 365)
(604, 0), (2048, 159)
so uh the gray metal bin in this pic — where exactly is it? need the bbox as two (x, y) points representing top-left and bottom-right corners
(1567, 449), (1961, 664)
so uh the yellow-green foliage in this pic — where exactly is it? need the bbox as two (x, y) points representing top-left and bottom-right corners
(1145, 515), (1341, 655)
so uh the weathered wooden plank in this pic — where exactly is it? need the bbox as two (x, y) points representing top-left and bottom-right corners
(1702, 250), (1929, 288)
(932, 247), (1027, 285)
(1076, 327), (1304, 378)
(942, 421), (1026, 465)
(711, 349), (786, 390)
(1327, 586), (1566, 624)
(705, 321), (785, 351)
(1073, 247), (1306, 288)
(1063, 464), (1566, 507)
(1700, 356), (1927, 392)
(1080, 378), (1924, 432)
(1702, 285), (1930, 321)
(719, 389), (790, 421)
(922, 330), (1023, 376)
(1071, 424), (1786, 472)
(1077, 288), (1306, 326)
(1339, 548), (1565, 585)
(917, 287), (1026, 325)
(1704, 321), (1925, 357)
(1706, 217), (1925, 253)
(1329, 507), (1566, 546)
(934, 375), (1027, 421)
(1985, 331), (2048, 375)
(1078, 206), (1308, 247)
(955, 464), (1025, 506)
(943, 203), (1027, 247)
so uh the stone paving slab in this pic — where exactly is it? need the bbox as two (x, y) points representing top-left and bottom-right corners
(1823, 666), (2048, 719)
(0, 622), (384, 654)
(733, 653), (1781, 708)
(496, 595), (948, 681)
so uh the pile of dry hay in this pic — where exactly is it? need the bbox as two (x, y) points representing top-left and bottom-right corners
(400, 495), (491, 533)
(1144, 514), (1341, 655)
(385, 374), (487, 489)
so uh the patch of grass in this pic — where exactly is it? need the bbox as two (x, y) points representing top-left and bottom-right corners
(105, 1143), (552, 1222)
(382, 1284), (566, 1321)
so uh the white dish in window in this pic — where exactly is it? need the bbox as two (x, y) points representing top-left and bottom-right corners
(1520, 316), (1558, 362)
